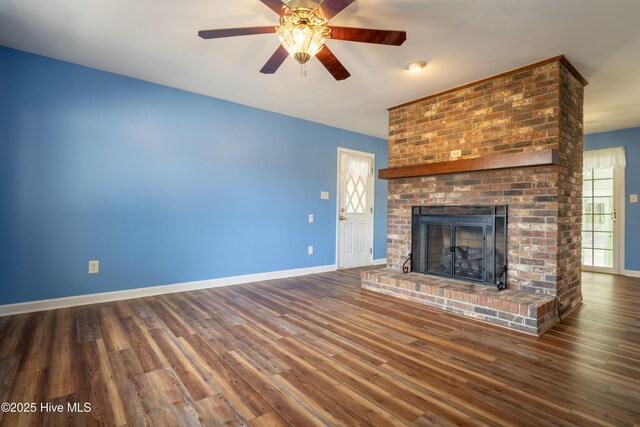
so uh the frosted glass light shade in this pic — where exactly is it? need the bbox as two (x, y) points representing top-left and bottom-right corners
(279, 26), (326, 65)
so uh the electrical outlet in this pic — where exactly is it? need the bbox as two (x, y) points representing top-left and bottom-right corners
(320, 191), (329, 200)
(631, 194), (638, 203)
(308, 246), (314, 255)
(88, 260), (100, 274)
(450, 150), (462, 159)
(309, 214), (314, 223)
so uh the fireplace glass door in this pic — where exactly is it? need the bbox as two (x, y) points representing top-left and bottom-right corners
(454, 225), (485, 281)
(411, 206), (507, 287)
(420, 223), (487, 282)
(426, 224), (452, 276)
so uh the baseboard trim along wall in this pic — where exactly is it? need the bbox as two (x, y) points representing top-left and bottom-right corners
(624, 269), (640, 278)
(0, 264), (337, 317)
(373, 258), (388, 265)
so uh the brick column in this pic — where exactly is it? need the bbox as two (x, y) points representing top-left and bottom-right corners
(555, 63), (585, 315)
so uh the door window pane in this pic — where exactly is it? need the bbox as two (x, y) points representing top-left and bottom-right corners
(594, 213), (613, 232)
(593, 249), (613, 268)
(584, 168), (593, 179)
(593, 232), (613, 250)
(345, 174), (367, 214)
(341, 153), (370, 215)
(594, 179), (613, 197)
(586, 197), (612, 214)
(594, 168), (613, 179)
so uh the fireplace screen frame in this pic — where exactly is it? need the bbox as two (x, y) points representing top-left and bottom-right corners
(410, 206), (508, 288)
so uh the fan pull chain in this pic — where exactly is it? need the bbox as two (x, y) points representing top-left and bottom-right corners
(301, 63), (307, 78)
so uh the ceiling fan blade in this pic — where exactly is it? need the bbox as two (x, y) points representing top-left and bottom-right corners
(259, 0), (289, 15)
(260, 45), (289, 74)
(318, 0), (356, 20)
(198, 26), (275, 39)
(330, 27), (407, 46)
(316, 45), (350, 81)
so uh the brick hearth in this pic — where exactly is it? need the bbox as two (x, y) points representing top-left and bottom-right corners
(361, 269), (558, 335)
(363, 56), (587, 335)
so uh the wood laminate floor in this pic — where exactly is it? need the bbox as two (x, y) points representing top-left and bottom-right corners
(0, 268), (638, 426)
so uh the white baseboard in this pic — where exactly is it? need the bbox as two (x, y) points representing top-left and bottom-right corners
(373, 258), (387, 265)
(624, 269), (640, 278)
(0, 264), (337, 317)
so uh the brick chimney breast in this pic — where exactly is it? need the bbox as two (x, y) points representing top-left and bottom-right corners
(363, 56), (586, 335)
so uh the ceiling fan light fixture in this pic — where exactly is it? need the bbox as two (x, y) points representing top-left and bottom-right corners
(276, 8), (331, 65)
(406, 60), (427, 73)
(198, 0), (407, 81)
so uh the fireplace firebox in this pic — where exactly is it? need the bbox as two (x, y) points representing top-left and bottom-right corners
(409, 206), (507, 289)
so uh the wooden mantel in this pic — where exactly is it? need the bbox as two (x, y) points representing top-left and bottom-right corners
(378, 149), (559, 180)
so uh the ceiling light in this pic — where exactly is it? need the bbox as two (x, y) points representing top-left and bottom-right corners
(406, 60), (427, 73)
(276, 8), (332, 65)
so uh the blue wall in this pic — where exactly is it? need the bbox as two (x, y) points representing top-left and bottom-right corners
(0, 46), (388, 305)
(585, 127), (640, 271)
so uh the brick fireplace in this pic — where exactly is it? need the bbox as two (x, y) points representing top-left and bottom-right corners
(362, 56), (587, 335)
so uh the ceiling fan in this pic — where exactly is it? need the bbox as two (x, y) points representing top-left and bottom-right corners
(198, 0), (407, 81)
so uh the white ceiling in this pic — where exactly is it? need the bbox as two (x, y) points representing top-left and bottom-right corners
(1, 0), (640, 138)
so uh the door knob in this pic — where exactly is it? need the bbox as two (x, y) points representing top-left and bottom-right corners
(611, 209), (617, 222)
(339, 215), (347, 221)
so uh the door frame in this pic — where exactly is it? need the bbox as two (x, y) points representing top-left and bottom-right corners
(335, 147), (375, 269)
(582, 166), (625, 274)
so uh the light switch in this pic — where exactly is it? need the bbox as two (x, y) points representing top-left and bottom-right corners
(88, 260), (100, 274)
(320, 191), (329, 200)
(309, 214), (314, 223)
(450, 149), (462, 159)
(631, 194), (638, 203)
(308, 246), (314, 255)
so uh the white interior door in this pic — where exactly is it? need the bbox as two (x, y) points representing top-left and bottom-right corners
(337, 148), (374, 269)
(582, 166), (624, 273)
